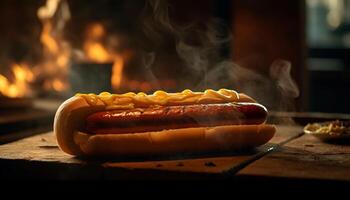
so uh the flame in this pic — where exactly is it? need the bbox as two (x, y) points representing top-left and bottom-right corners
(37, 0), (61, 19)
(0, 64), (34, 98)
(111, 55), (124, 89)
(83, 23), (111, 63)
(82, 23), (129, 91)
(52, 78), (66, 91)
(43, 78), (67, 92)
(38, 0), (64, 56)
(37, 0), (71, 93)
(41, 23), (59, 55)
(84, 43), (111, 63)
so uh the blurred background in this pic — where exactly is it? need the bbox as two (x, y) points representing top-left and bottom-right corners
(0, 0), (349, 116)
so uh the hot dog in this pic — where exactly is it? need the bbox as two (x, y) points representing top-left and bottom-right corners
(54, 89), (276, 156)
(85, 103), (268, 135)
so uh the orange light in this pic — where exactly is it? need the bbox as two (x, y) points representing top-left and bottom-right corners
(0, 64), (34, 98)
(83, 23), (112, 63)
(84, 43), (111, 63)
(37, 0), (71, 93)
(41, 23), (59, 55)
(52, 79), (66, 91)
(111, 55), (124, 90)
(57, 54), (69, 69)
(88, 23), (105, 39)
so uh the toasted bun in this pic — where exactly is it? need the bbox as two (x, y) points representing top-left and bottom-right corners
(54, 91), (275, 156)
(74, 124), (275, 156)
(54, 96), (106, 155)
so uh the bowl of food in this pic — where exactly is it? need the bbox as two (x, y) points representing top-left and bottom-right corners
(304, 120), (350, 142)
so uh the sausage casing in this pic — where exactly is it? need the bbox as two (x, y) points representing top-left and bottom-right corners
(85, 102), (267, 135)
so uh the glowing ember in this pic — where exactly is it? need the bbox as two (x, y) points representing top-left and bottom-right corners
(0, 64), (34, 98)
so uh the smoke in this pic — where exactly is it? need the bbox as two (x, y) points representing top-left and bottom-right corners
(139, 0), (231, 88)
(142, 51), (159, 88)
(270, 59), (300, 99)
(199, 60), (300, 111)
(142, 0), (177, 47)
(139, 0), (300, 112)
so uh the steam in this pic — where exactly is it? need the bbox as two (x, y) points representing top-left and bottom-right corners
(140, 0), (231, 87)
(142, 52), (159, 88)
(142, 0), (177, 45)
(176, 18), (233, 89)
(199, 60), (300, 111)
(140, 0), (300, 112)
(270, 59), (300, 99)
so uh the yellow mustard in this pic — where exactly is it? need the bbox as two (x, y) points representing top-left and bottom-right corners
(76, 89), (243, 110)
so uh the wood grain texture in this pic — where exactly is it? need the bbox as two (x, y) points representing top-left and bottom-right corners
(0, 108), (55, 144)
(0, 125), (301, 180)
(238, 133), (350, 181)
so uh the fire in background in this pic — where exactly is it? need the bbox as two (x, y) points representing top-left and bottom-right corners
(0, 0), (299, 113)
(0, 0), (220, 98)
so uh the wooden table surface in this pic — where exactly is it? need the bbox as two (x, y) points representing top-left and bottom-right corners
(0, 123), (328, 180)
(1, 121), (350, 183)
(238, 133), (350, 181)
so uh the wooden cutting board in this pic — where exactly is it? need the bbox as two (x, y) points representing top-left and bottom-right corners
(0, 125), (302, 180)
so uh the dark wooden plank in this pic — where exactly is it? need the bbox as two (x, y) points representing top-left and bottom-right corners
(0, 132), (264, 179)
(269, 111), (350, 125)
(108, 125), (303, 174)
(237, 133), (350, 182)
(0, 108), (55, 144)
(0, 125), (302, 180)
(268, 125), (303, 144)
(0, 99), (61, 144)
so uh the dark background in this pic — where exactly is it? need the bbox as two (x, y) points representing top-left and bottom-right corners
(0, 0), (349, 114)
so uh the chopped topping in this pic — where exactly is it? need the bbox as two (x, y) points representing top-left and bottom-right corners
(304, 120), (350, 136)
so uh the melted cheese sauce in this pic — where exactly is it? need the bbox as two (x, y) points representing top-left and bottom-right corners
(76, 89), (247, 110)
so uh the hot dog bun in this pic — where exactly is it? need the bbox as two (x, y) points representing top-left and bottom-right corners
(54, 96), (104, 155)
(74, 124), (276, 156)
(54, 89), (275, 156)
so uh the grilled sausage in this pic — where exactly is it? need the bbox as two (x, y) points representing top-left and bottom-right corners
(85, 102), (267, 135)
